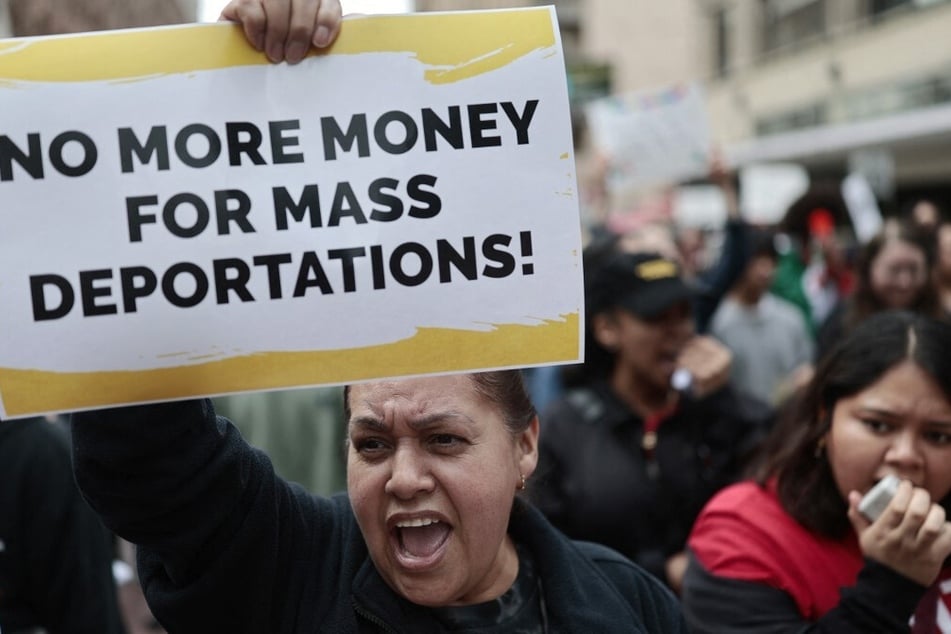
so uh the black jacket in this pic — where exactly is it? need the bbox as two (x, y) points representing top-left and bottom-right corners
(0, 417), (124, 634)
(529, 381), (772, 584)
(71, 398), (687, 633)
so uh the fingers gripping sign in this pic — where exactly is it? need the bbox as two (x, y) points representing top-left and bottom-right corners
(848, 479), (951, 587)
(220, 0), (342, 64)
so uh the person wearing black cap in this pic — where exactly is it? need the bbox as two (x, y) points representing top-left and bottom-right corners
(529, 248), (773, 593)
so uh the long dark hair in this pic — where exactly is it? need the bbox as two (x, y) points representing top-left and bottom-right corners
(752, 311), (951, 538)
(845, 220), (940, 330)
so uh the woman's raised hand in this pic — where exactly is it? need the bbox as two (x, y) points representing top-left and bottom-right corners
(220, 0), (343, 64)
(848, 479), (951, 587)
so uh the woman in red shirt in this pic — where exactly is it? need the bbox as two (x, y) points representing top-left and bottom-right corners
(685, 310), (951, 632)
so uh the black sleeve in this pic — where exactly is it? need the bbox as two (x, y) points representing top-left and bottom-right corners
(70, 399), (341, 633)
(580, 543), (690, 634)
(10, 420), (125, 634)
(71, 400), (249, 572)
(693, 219), (750, 334)
(683, 552), (925, 633)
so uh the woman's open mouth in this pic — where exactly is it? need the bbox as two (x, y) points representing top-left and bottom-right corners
(391, 517), (452, 570)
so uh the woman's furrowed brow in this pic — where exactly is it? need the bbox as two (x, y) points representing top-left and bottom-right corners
(349, 416), (387, 432)
(348, 411), (475, 432)
(407, 411), (476, 431)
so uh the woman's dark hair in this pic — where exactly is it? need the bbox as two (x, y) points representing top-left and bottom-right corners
(752, 310), (951, 538)
(845, 219), (939, 329)
(778, 184), (851, 246)
(343, 370), (536, 436)
(469, 371), (537, 434)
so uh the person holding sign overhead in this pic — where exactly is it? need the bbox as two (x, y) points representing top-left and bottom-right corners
(69, 2), (687, 632)
(73, 375), (686, 632)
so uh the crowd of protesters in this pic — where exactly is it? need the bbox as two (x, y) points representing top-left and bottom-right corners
(4, 0), (951, 632)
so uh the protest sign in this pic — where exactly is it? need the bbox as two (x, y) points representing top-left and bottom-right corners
(0, 8), (583, 419)
(841, 172), (884, 245)
(586, 81), (711, 194)
(739, 163), (810, 225)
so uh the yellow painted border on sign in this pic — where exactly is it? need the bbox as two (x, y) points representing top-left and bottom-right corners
(0, 8), (557, 85)
(0, 314), (578, 417)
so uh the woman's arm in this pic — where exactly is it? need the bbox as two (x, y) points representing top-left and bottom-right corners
(683, 552), (925, 634)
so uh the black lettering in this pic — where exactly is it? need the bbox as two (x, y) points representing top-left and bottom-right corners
(390, 242), (432, 287)
(269, 120), (305, 164)
(437, 237), (477, 282)
(126, 195), (159, 242)
(30, 274), (74, 321)
(328, 182), (367, 226)
(164, 193), (210, 238)
(79, 269), (117, 317)
(374, 110), (418, 155)
(213, 258), (254, 304)
(407, 174), (441, 219)
(520, 231), (534, 275)
(119, 266), (158, 312)
(118, 126), (170, 173)
(0, 133), (44, 180)
(321, 114), (370, 160)
(422, 106), (463, 151)
(48, 131), (97, 177)
(174, 124), (221, 168)
(370, 245), (386, 290)
(368, 177), (403, 222)
(482, 233), (515, 278)
(294, 251), (334, 295)
(162, 262), (209, 308)
(225, 122), (266, 166)
(253, 253), (293, 299)
(501, 100), (539, 144)
(468, 103), (502, 148)
(328, 247), (366, 292)
(273, 185), (321, 230)
(215, 189), (255, 235)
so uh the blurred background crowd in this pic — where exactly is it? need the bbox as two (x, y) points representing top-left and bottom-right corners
(3, 0), (951, 631)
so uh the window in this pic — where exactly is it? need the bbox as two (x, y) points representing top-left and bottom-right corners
(870, 0), (950, 20)
(713, 8), (733, 77)
(762, 0), (826, 53)
(871, 0), (913, 14)
(756, 103), (828, 135)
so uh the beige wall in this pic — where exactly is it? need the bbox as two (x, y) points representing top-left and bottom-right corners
(707, 1), (951, 144)
(6, 0), (195, 37)
(0, 0), (11, 38)
(580, 0), (704, 93)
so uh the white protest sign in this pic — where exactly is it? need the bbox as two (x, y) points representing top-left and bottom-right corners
(586, 81), (711, 193)
(672, 185), (727, 229)
(841, 172), (884, 245)
(739, 163), (810, 224)
(0, 8), (583, 419)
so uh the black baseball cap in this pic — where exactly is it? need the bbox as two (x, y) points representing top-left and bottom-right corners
(587, 251), (693, 319)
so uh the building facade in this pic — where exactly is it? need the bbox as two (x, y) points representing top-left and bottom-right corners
(701, 0), (951, 206)
(418, 0), (951, 211)
(1, 0), (198, 37)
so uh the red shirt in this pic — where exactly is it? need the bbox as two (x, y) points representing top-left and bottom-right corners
(689, 481), (862, 620)
(690, 481), (951, 631)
